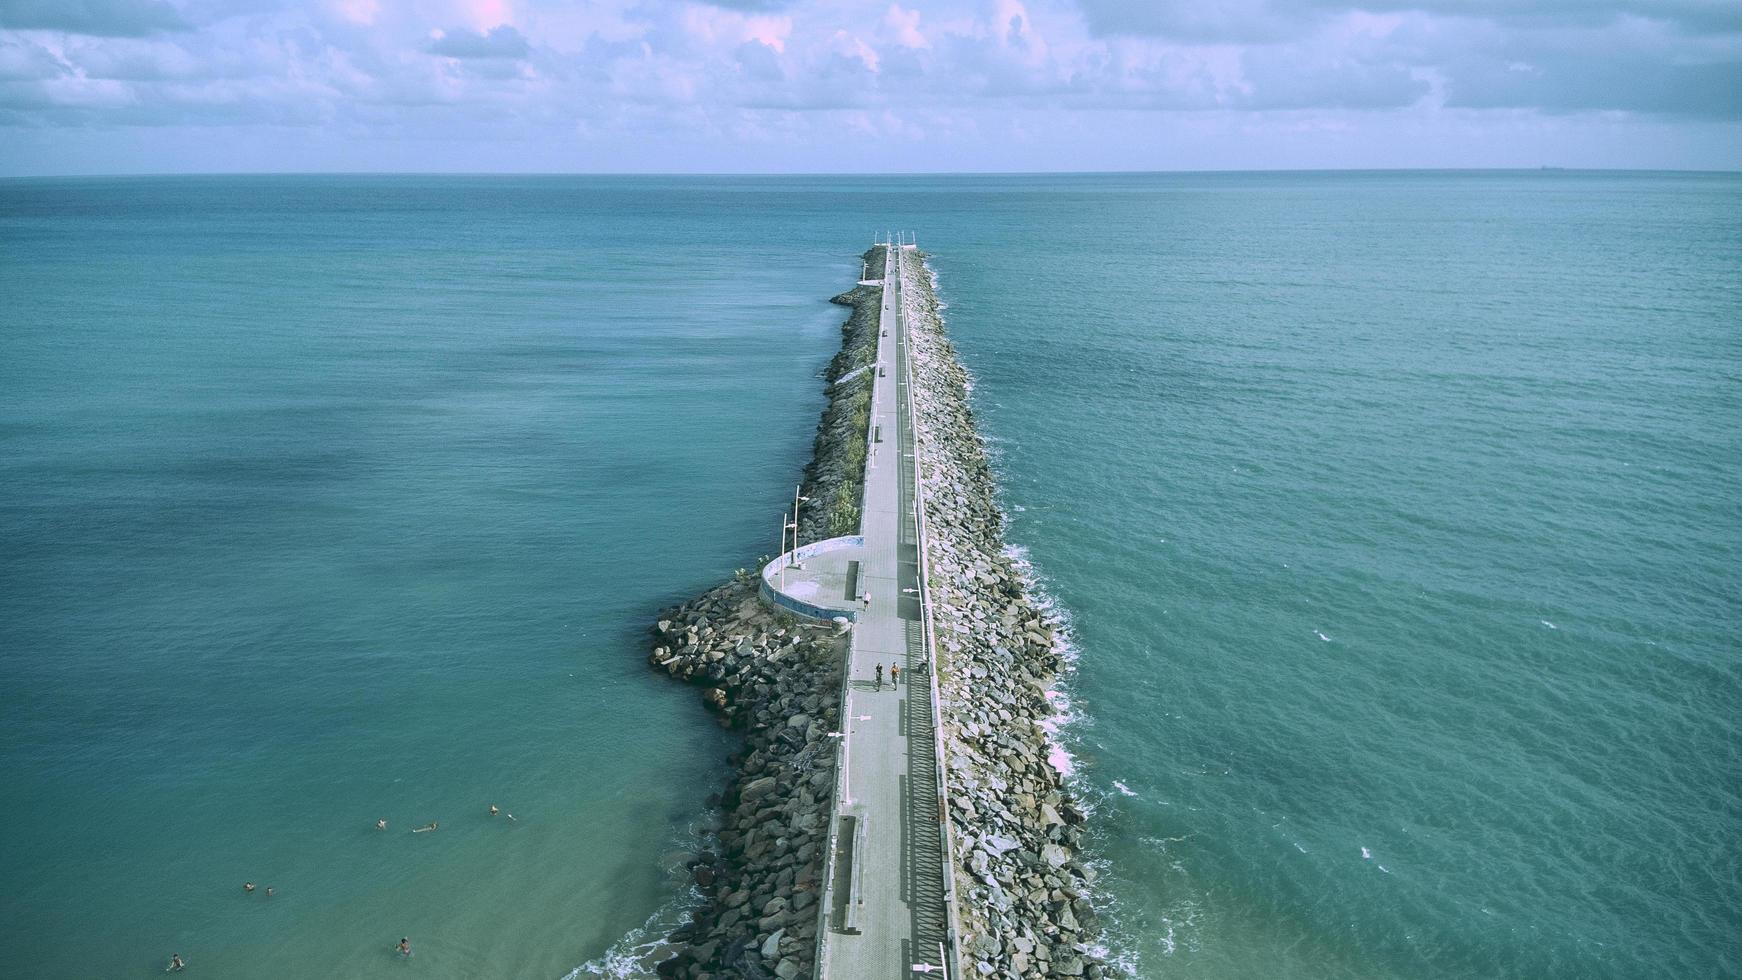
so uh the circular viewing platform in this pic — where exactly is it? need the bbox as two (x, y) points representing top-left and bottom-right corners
(759, 534), (867, 622)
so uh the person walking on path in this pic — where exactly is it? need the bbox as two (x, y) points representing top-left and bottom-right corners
(890, 663), (900, 690)
(874, 663), (883, 692)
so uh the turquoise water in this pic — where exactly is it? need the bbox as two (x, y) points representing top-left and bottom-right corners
(4, 173), (1739, 978)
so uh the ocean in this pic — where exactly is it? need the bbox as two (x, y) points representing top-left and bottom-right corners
(2, 172), (1738, 978)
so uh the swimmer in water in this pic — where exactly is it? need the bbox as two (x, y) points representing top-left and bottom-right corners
(244, 882), (256, 893)
(376, 819), (387, 831)
(397, 937), (411, 957)
(265, 886), (275, 897)
(166, 953), (185, 972)
(489, 804), (499, 817)
(412, 821), (437, 833)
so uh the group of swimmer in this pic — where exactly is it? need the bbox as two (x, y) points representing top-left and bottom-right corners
(165, 805), (518, 971)
(376, 803), (515, 834)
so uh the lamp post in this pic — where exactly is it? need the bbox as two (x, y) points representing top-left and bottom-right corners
(792, 486), (811, 566)
(779, 510), (789, 592)
(781, 511), (796, 592)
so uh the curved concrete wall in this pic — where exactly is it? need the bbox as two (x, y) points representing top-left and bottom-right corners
(759, 535), (864, 622)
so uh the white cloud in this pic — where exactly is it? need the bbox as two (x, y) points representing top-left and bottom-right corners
(0, 0), (1737, 172)
(329, 0), (378, 27)
(885, 4), (927, 49)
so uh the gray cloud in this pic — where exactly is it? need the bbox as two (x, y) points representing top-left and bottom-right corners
(1240, 50), (1430, 110)
(690, 0), (791, 9)
(0, 0), (189, 36)
(426, 25), (530, 59)
(0, 35), (64, 79)
(1071, 0), (1315, 43)
(1448, 52), (1742, 117)
(1358, 1), (1742, 35)
(1072, 0), (1742, 40)
(1067, 0), (1742, 118)
(733, 39), (783, 82)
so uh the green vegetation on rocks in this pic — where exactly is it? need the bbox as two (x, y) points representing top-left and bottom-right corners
(645, 250), (887, 979)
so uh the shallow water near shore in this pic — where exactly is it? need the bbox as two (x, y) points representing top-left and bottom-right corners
(4, 172), (1740, 978)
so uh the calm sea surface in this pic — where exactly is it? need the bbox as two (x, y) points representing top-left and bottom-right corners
(2, 173), (1738, 978)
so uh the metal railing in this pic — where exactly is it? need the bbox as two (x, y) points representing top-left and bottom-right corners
(897, 243), (966, 980)
(811, 240), (963, 980)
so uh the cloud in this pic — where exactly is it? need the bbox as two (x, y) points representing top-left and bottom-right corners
(1070, 0), (1318, 42)
(0, 35), (63, 79)
(734, 38), (783, 81)
(330, 0), (379, 27)
(691, 0), (791, 10)
(1239, 48), (1430, 110)
(1, 0), (1738, 174)
(1358, 1), (1742, 36)
(426, 24), (530, 59)
(885, 4), (928, 49)
(1062, 0), (1742, 118)
(1447, 48), (1742, 118)
(1071, 0), (1742, 40)
(0, 0), (189, 37)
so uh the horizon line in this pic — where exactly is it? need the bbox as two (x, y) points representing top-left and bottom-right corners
(4, 166), (1740, 181)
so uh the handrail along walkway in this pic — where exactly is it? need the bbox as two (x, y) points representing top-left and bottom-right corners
(810, 239), (961, 980)
(896, 243), (965, 980)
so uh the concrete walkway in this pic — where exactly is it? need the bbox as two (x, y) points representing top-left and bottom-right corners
(817, 245), (954, 979)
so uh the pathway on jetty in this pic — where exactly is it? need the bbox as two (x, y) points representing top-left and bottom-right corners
(816, 243), (957, 979)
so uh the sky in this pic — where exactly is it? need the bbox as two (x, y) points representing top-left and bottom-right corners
(1, 0), (1739, 175)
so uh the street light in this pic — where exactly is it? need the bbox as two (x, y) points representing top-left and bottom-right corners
(792, 486), (812, 567)
(781, 512), (798, 592)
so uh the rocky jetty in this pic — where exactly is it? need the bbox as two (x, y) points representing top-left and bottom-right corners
(646, 579), (845, 978)
(647, 244), (1111, 979)
(897, 245), (1113, 978)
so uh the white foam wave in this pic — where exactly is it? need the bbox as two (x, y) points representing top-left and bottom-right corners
(1047, 742), (1076, 777)
(1113, 780), (1137, 797)
(1541, 620), (1557, 630)
(926, 261), (1138, 976)
(563, 888), (695, 979)
(563, 814), (718, 979)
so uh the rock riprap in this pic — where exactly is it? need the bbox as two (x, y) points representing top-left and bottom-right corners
(648, 578), (845, 979)
(896, 245), (1113, 979)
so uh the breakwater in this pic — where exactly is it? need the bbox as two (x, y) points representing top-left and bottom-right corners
(647, 243), (1110, 979)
